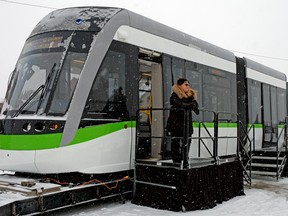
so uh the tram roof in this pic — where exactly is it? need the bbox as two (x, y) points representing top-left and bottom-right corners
(30, 7), (236, 63)
(244, 57), (287, 81)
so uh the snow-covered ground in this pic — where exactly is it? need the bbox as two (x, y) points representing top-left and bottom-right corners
(1, 170), (288, 216)
(55, 178), (288, 216)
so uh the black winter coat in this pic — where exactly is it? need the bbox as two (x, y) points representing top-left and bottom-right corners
(167, 90), (199, 136)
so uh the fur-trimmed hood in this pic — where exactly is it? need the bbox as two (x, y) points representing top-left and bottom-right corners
(172, 84), (197, 99)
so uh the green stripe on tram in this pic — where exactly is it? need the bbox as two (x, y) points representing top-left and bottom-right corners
(0, 121), (134, 150)
(68, 121), (133, 145)
(0, 121), (278, 151)
(193, 122), (238, 128)
(193, 122), (265, 129)
(247, 123), (263, 128)
(0, 133), (62, 150)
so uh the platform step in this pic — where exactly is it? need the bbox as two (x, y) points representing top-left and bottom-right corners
(251, 170), (277, 176)
(251, 163), (279, 168)
(252, 156), (285, 160)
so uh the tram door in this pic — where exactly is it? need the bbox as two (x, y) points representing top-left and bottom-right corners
(138, 59), (163, 159)
(262, 84), (278, 148)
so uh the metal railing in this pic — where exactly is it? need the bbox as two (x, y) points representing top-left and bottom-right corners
(238, 121), (254, 187)
(196, 109), (217, 162)
(135, 107), (288, 185)
(135, 107), (242, 169)
(276, 117), (288, 180)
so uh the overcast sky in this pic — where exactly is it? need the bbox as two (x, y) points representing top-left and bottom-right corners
(0, 0), (288, 100)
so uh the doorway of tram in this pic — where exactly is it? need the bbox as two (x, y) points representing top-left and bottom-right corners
(262, 83), (278, 148)
(137, 51), (163, 160)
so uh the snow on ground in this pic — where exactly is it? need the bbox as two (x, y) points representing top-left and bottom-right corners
(55, 177), (288, 216)
(1, 170), (288, 216)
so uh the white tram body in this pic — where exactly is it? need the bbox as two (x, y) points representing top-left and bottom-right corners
(0, 7), (286, 174)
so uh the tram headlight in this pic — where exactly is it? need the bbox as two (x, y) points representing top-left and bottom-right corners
(49, 123), (59, 131)
(23, 123), (32, 132)
(35, 122), (45, 132)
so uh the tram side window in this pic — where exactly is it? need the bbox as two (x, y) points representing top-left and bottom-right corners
(172, 58), (184, 84)
(202, 69), (235, 122)
(271, 86), (278, 126)
(86, 50), (128, 119)
(277, 88), (286, 123)
(262, 84), (271, 126)
(248, 79), (262, 124)
(185, 61), (203, 122)
(163, 55), (172, 109)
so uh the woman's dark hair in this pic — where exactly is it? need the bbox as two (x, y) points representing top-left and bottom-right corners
(177, 78), (189, 85)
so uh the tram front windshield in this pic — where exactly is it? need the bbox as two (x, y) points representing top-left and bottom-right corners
(5, 31), (94, 116)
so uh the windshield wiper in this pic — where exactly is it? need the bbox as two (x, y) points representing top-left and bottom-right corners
(13, 85), (45, 117)
(12, 63), (57, 118)
(36, 63), (57, 113)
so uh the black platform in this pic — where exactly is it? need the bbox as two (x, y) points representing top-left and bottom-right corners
(132, 159), (244, 211)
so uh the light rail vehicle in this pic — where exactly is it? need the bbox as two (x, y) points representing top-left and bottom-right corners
(0, 7), (286, 177)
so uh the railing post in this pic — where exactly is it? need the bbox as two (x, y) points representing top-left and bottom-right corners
(133, 110), (140, 198)
(198, 121), (201, 157)
(250, 125), (253, 183)
(285, 117), (288, 155)
(213, 112), (219, 164)
(182, 109), (189, 169)
(253, 124), (255, 151)
(276, 125), (279, 180)
(237, 116), (240, 160)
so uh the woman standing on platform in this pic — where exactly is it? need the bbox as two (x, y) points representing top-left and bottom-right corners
(167, 78), (199, 164)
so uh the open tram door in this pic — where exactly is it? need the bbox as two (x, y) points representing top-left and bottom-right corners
(262, 83), (278, 148)
(137, 49), (163, 160)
